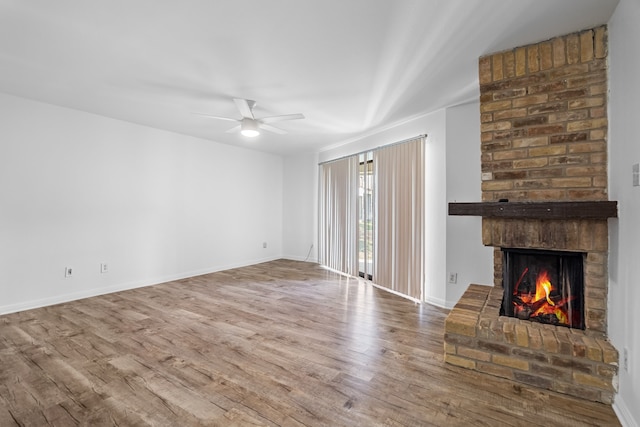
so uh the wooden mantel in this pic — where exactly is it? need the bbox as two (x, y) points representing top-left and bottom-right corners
(448, 201), (618, 219)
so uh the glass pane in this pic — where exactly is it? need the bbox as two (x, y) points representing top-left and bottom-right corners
(358, 152), (374, 280)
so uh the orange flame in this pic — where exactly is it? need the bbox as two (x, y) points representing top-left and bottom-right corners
(513, 268), (572, 325)
(535, 270), (555, 306)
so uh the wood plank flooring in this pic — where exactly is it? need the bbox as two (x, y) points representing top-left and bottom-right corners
(0, 259), (621, 426)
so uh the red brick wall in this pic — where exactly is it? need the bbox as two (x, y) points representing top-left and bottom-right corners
(479, 27), (608, 202)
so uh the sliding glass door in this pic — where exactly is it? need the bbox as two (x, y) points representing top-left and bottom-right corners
(319, 135), (425, 302)
(358, 152), (374, 280)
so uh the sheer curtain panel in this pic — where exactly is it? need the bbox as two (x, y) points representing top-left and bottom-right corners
(318, 156), (359, 276)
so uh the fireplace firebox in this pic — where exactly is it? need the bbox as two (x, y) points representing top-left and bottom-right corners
(500, 248), (584, 329)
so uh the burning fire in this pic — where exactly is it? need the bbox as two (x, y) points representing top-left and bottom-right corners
(513, 268), (570, 325)
(536, 270), (555, 306)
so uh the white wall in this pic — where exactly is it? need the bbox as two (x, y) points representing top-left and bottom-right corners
(608, 1), (640, 425)
(282, 152), (318, 261)
(0, 92), (283, 314)
(422, 110), (449, 307)
(445, 101), (494, 307)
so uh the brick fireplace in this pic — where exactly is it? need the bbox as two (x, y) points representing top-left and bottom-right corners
(444, 26), (618, 404)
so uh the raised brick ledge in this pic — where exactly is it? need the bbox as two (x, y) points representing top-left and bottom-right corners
(444, 284), (618, 404)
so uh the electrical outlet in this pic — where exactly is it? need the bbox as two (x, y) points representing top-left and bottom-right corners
(100, 263), (108, 274)
(623, 347), (630, 373)
(64, 267), (73, 278)
(263, 242), (267, 248)
(448, 272), (457, 284)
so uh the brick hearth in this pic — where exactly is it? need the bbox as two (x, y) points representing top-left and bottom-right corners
(445, 285), (617, 404)
(444, 26), (618, 404)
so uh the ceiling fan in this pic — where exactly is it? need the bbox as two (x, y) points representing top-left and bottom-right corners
(194, 98), (304, 137)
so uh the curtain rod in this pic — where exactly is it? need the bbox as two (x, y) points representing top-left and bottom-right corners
(318, 133), (428, 165)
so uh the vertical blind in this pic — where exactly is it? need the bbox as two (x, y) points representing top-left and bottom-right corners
(374, 137), (425, 300)
(319, 136), (425, 301)
(318, 155), (359, 276)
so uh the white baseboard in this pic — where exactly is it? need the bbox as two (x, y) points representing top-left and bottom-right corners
(282, 255), (318, 263)
(0, 255), (281, 315)
(614, 394), (639, 427)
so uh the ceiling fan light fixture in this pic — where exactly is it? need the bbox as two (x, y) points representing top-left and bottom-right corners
(241, 119), (260, 137)
(194, 98), (304, 136)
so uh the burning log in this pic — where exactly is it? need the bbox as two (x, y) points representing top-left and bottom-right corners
(531, 314), (560, 325)
(513, 294), (565, 321)
(513, 297), (548, 319)
(516, 306), (532, 320)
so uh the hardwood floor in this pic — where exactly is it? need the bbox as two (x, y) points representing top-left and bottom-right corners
(0, 259), (620, 426)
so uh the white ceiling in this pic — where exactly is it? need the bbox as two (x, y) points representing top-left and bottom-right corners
(0, 0), (619, 155)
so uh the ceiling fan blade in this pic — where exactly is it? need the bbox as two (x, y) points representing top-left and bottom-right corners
(260, 124), (287, 135)
(259, 113), (305, 124)
(193, 113), (239, 122)
(233, 98), (255, 119)
(225, 125), (241, 133)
